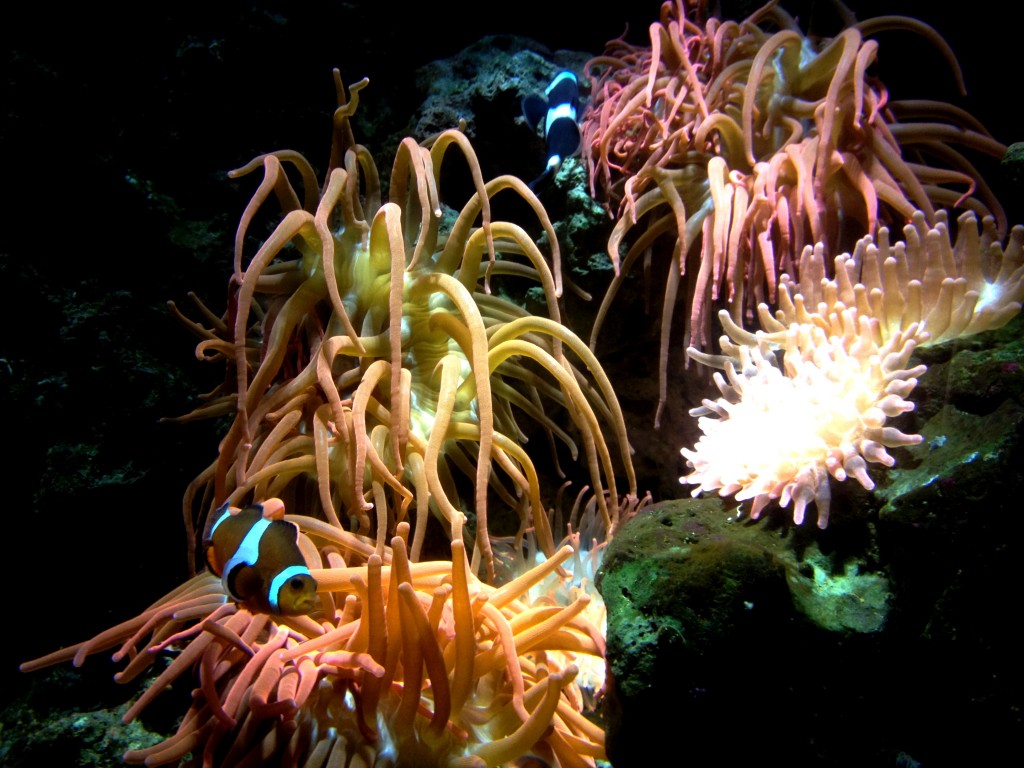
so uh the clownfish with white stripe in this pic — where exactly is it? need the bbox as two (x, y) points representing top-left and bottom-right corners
(203, 498), (318, 616)
(522, 70), (582, 190)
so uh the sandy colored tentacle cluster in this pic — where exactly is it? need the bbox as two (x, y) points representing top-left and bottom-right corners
(764, 210), (1024, 347)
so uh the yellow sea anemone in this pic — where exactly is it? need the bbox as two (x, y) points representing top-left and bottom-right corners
(22, 70), (637, 768)
(172, 72), (636, 581)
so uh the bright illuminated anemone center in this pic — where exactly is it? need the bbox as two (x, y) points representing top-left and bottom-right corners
(682, 314), (925, 528)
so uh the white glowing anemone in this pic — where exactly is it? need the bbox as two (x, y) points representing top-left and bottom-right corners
(682, 209), (1024, 528)
(681, 312), (926, 528)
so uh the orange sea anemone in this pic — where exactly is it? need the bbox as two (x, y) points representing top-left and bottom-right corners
(582, 0), (1006, 426)
(23, 523), (607, 767)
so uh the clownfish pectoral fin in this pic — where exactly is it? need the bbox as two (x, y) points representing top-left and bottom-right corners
(227, 564), (273, 611)
(204, 543), (222, 578)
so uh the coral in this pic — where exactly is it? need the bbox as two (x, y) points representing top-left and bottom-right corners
(597, 502), (795, 767)
(582, 0), (1006, 425)
(787, 551), (891, 633)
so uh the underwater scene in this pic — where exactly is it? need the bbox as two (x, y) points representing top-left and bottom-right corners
(2, 0), (1022, 765)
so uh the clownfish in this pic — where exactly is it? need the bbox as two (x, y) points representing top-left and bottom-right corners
(522, 70), (582, 190)
(203, 498), (318, 616)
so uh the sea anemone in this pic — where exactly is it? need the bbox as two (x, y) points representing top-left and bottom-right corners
(680, 209), (1024, 527)
(23, 524), (607, 767)
(22, 71), (636, 767)
(764, 210), (1024, 347)
(582, 0), (1006, 426)
(682, 311), (925, 528)
(172, 72), (636, 581)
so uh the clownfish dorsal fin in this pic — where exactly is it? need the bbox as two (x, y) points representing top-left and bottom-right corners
(260, 497), (286, 521)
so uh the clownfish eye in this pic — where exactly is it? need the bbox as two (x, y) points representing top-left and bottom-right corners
(289, 577), (305, 591)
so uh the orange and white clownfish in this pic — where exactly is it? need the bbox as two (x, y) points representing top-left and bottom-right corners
(203, 498), (318, 616)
